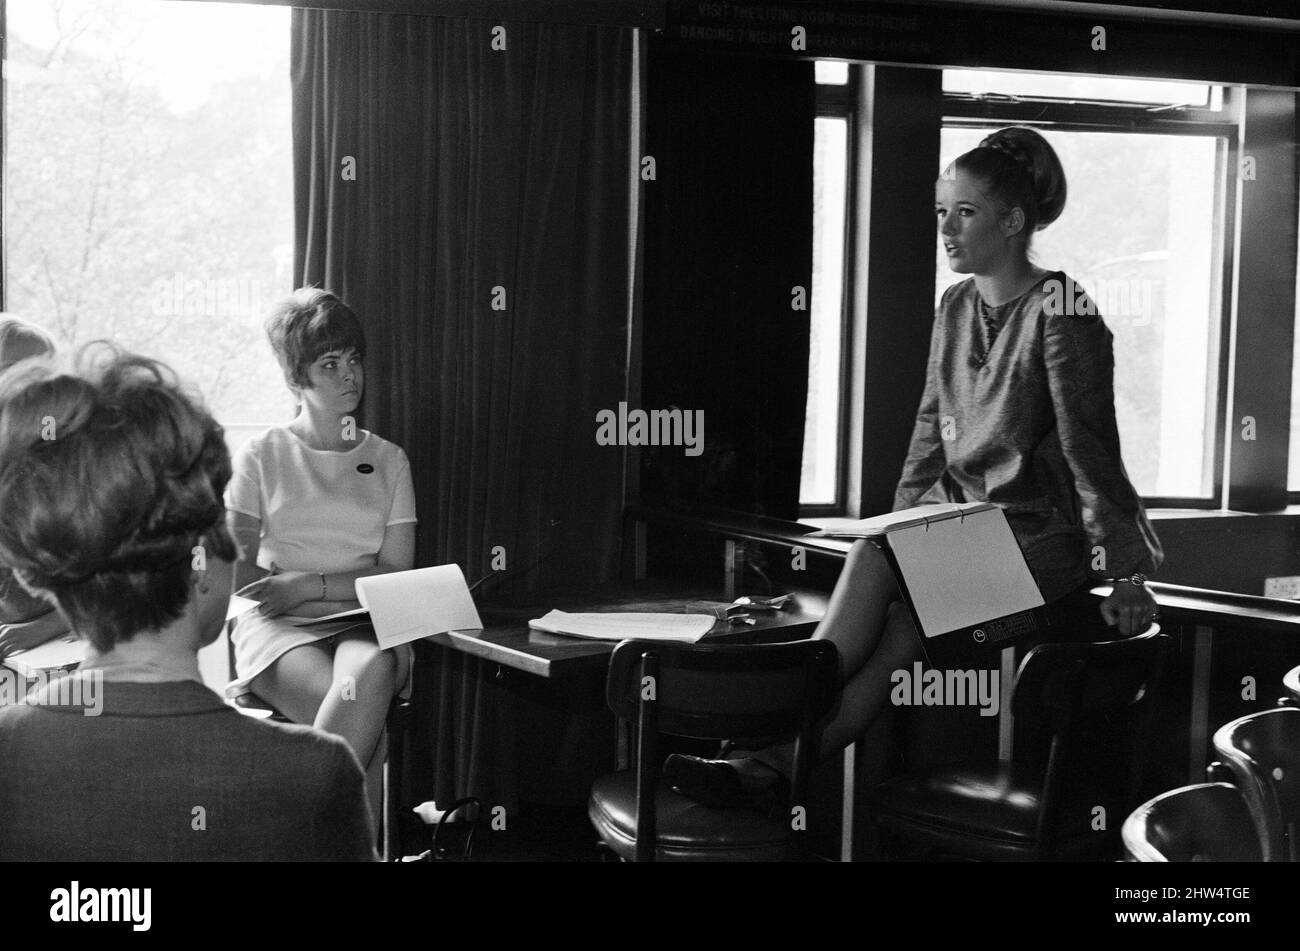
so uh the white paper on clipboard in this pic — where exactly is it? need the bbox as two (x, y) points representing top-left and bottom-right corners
(886, 506), (1044, 638)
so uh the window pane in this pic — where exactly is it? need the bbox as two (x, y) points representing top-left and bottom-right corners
(1289, 208), (1300, 490)
(4, 0), (293, 451)
(944, 69), (1213, 107)
(801, 116), (848, 507)
(937, 128), (1222, 499)
(816, 61), (850, 85)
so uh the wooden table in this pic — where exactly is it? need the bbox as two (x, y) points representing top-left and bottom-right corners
(420, 581), (830, 845)
(425, 581), (828, 679)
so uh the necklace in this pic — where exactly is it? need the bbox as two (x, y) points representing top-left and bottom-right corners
(971, 270), (1049, 368)
(973, 296), (1005, 368)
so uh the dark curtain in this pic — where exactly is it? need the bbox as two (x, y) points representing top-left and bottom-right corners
(639, 40), (814, 520)
(292, 10), (632, 811)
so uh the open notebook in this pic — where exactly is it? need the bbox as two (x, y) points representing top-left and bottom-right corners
(811, 503), (1046, 664)
(294, 564), (483, 650)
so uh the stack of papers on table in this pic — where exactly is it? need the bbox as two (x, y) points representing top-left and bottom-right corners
(528, 611), (715, 643)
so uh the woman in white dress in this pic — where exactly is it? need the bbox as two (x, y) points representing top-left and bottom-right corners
(226, 288), (416, 809)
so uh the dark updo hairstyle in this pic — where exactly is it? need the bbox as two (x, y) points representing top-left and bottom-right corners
(951, 126), (1067, 239)
(0, 345), (236, 651)
(264, 287), (365, 390)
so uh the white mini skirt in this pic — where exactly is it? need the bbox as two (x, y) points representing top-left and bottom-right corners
(226, 608), (413, 700)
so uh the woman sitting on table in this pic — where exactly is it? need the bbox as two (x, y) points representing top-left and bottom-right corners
(226, 288), (416, 813)
(0, 317), (71, 663)
(666, 127), (1164, 811)
(0, 347), (374, 860)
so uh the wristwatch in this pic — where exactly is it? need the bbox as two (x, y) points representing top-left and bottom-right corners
(1109, 572), (1147, 587)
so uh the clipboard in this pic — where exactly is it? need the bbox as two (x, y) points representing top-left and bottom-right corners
(816, 503), (1051, 667)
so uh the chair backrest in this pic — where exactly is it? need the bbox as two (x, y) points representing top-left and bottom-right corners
(604, 638), (840, 861)
(1212, 706), (1300, 862)
(605, 638), (840, 742)
(1284, 664), (1300, 705)
(1010, 626), (1166, 855)
(1011, 625), (1165, 733)
(1123, 782), (1263, 862)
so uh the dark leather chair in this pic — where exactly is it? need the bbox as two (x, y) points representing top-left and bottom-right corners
(1212, 706), (1300, 862)
(588, 638), (839, 862)
(1122, 782), (1263, 862)
(871, 625), (1165, 861)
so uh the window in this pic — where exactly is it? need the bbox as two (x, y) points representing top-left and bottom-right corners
(3, 0), (293, 454)
(1290, 207), (1300, 491)
(938, 72), (1234, 503)
(800, 63), (854, 510)
(815, 60), (849, 86)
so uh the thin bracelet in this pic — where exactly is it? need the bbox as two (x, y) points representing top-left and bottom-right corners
(319, 572), (327, 600)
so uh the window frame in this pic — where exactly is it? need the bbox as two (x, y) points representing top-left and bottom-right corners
(799, 65), (859, 517)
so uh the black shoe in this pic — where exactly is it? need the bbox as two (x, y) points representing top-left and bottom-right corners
(663, 754), (790, 817)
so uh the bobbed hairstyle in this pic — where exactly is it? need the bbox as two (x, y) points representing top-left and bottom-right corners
(948, 126), (1068, 238)
(264, 288), (365, 390)
(0, 316), (55, 372)
(0, 345), (236, 652)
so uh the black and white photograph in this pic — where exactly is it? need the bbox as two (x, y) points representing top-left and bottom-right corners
(0, 0), (1296, 934)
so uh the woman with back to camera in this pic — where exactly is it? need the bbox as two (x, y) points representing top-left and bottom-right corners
(0, 346), (373, 860)
(0, 317), (72, 663)
(226, 288), (416, 814)
(667, 127), (1164, 810)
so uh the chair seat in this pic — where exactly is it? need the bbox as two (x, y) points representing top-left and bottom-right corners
(1123, 783), (1262, 862)
(228, 691), (291, 722)
(872, 764), (1045, 861)
(588, 771), (791, 862)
